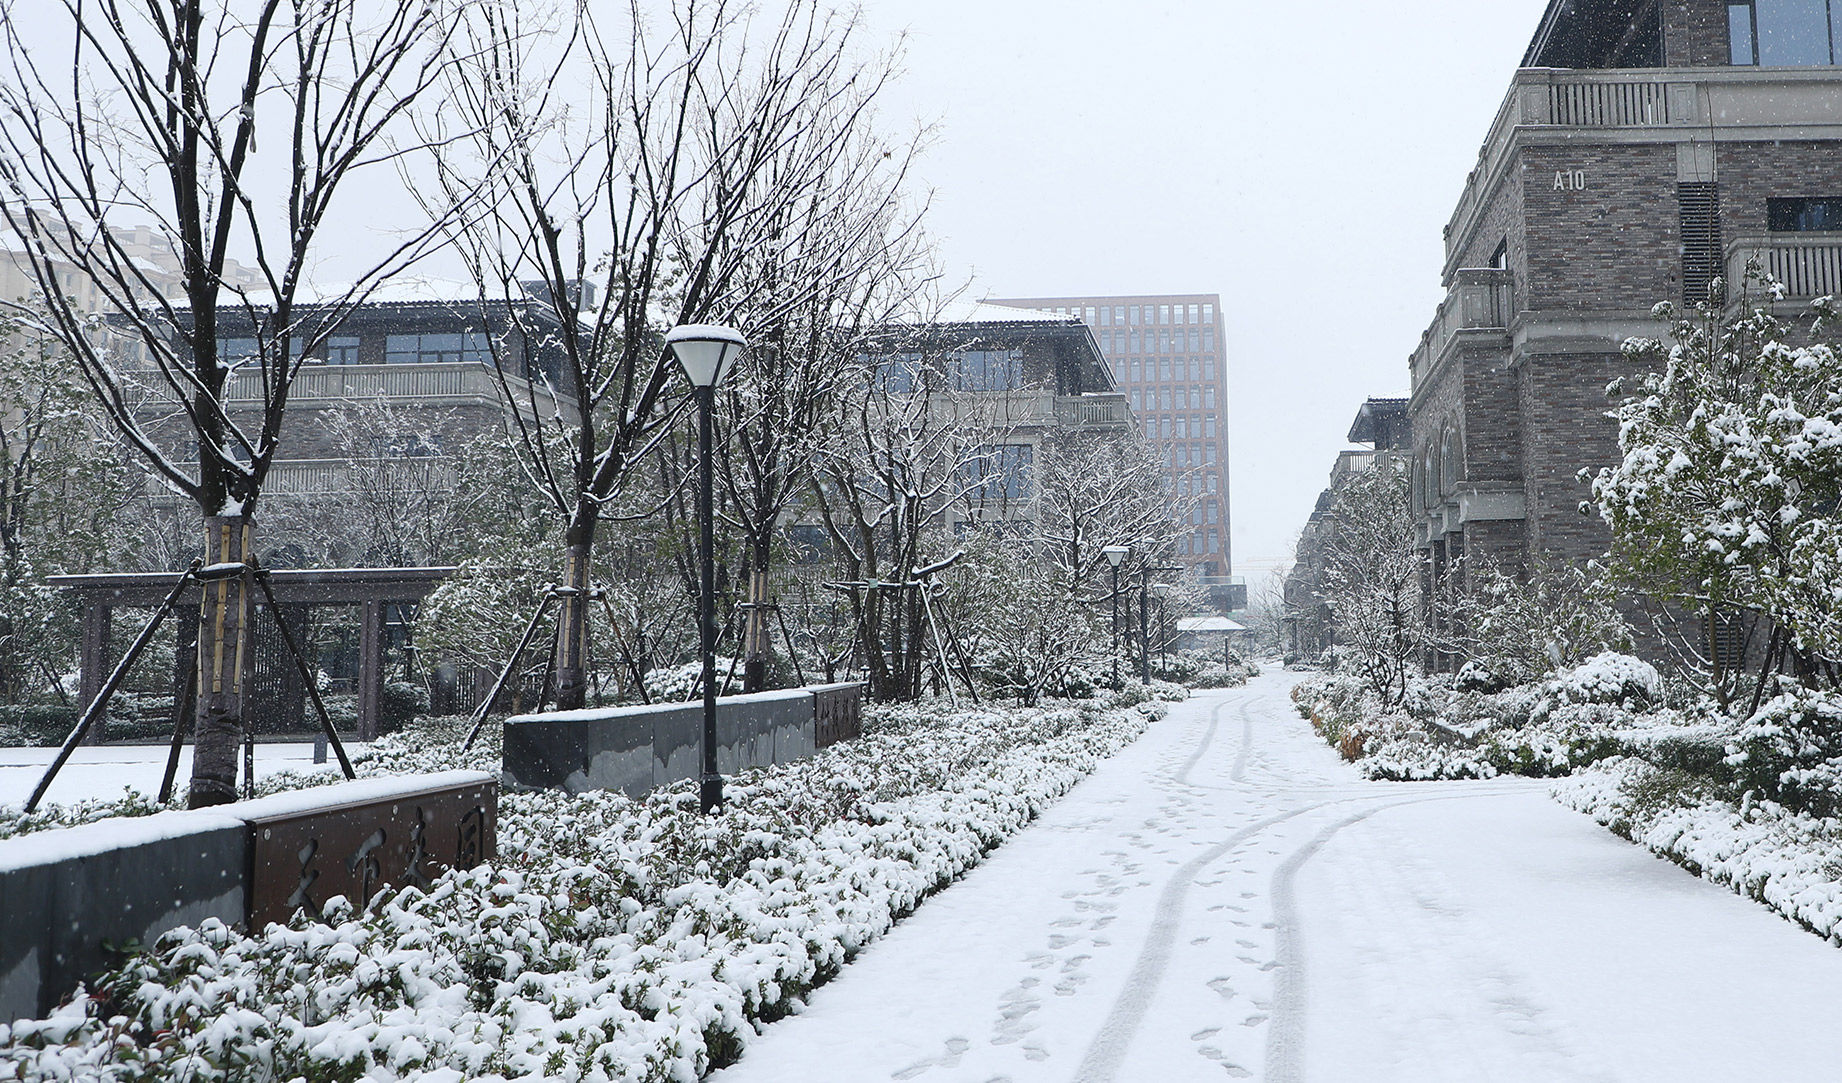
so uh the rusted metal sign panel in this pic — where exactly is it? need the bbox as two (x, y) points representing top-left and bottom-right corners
(247, 776), (496, 927)
(813, 683), (864, 748)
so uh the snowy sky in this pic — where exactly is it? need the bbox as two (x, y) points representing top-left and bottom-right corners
(850, 0), (1555, 586)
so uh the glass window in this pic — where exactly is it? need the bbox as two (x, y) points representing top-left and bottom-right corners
(326, 336), (360, 364)
(385, 332), (491, 365)
(1204, 386), (1217, 408)
(872, 352), (921, 392)
(1099, 307), (1111, 327)
(1188, 303), (1199, 322)
(217, 337), (259, 363)
(1756, 0), (1834, 64)
(1203, 303), (1214, 321)
(1189, 329), (1201, 351)
(1131, 359), (1142, 381)
(1731, 4), (1759, 63)
(1160, 359), (1172, 381)
(1204, 358), (1216, 379)
(1129, 306), (1140, 326)
(1085, 306), (1096, 323)
(1206, 473), (1219, 494)
(1160, 387), (1173, 409)
(1114, 306), (1124, 323)
(1206, 501), (1219, 524)
(1205, 415), (1218, 438)
(1176, 417), (1188, 438)
(1131, 389), (1142, 410)
(953, 349), (1025, 391)
(964, 444), (1034, 501)
(1130, 330), (1142, 354)
(1205, 445), (1218, 464)
(1160, 417), (1172, 438)
(1160, 304), (1171, 325)
(1208, 531), (1220, 554)
(1768, 196), (1842, 230)
(1188, 357), (1200, 380)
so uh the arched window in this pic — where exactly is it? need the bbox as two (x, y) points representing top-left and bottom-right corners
(1441, 427), (1461, 496)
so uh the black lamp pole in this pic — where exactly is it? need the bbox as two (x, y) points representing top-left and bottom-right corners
(696, 381), (721, 814)
(1139, 569), (1152, 684)
(1110, 561), (1122, 686)
(667, 322), (745, 816)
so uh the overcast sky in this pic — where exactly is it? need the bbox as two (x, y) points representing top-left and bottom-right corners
(852, 0), (1555, 586)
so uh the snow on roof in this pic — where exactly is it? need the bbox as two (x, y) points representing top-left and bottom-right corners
(908, 298), (1082, 327)
(1177, 616), (1247, 633)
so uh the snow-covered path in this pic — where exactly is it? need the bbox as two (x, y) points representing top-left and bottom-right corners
(711, 670), (1842, 1082)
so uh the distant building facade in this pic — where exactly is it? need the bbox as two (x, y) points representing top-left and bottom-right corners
(1284, 398), (1409, 661)
(1408, 0), (1842, 596)
(986, 293), (1231, 585)
(868, 301), (1131, 540)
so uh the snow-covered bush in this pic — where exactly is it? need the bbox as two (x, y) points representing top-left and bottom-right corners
(1726, 684), (1842, 818)
(1554, 652), (1662, 708)
(0, 697), (1153, 1080)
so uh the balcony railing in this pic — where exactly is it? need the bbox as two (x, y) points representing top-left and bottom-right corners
(1726, 235), (1842, 303)
(1053, 392), (1130, 429)
(1409, 268), (1513, 384)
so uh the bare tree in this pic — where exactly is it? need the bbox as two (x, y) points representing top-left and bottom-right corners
(1034, 428), (1189, 610)
(0, 0), (483, 805)
(429, 0), (913, 708)
(810, 337), (1019, 701)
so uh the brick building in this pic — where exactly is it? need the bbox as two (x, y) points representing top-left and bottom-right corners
(985, 293), (1231, 584)
(1408, 0), (1842, 593)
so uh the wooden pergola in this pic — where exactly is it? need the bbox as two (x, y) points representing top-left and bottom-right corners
(50, 567), (455, 740)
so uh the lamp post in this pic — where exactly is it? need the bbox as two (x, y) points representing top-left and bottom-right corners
(1103, 545), (1129, 687)
(668, 323), (747, 815)
(1139, 567), (1152, 684)
(1152, 583), (1171, 672)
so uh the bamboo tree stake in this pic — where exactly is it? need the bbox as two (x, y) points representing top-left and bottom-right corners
(462, 591), (557, 752)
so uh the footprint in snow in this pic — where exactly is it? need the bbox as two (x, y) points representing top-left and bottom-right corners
(1207, 978), (1235, 999)
(1191, 1027), (1222, 1041)
(890, 1037), (971, 1079)
(1241, 1014), (1269, 1028)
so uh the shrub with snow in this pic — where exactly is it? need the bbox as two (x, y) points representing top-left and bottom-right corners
(1553, 652), (1662, 708)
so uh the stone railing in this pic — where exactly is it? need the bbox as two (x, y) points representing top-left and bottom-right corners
(1725, 235), (1842, 302)
(1409, 268), (1514, 386)
(1053, 392), (1131, 429)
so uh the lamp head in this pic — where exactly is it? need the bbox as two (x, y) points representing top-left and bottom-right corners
(666, 323), (747, 387)
(1102, 545), (1129, 567)
(1152, 583), (1171, 599)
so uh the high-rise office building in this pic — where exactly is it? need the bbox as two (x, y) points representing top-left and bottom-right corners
(987, 293), (1231, 581)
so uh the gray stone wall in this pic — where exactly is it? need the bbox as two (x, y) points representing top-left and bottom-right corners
(1521, 143), (1681, 312)
(1715, 140), (1842, 236)
(1515, 350), (1638, 564)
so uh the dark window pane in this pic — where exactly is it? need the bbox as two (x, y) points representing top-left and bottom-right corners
(1768, 196), (1842, 230)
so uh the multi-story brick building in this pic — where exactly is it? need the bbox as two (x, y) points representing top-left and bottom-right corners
(986, 293), (1231, 583)
(1408, 0), (1842, 590)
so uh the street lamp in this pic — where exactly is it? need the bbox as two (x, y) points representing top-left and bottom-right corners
(1152, 583), (1171, 672)
(1103, 545), (1129, 687)
(668, 323), (747, 815)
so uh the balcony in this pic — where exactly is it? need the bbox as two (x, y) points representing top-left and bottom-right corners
(1409, 268), (1514, 388)
(1725, 235), (1842, 304)
(937, 389), (1132, 432)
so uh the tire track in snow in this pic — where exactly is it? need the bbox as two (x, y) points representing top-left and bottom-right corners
(1067, 804), (1319, 1083)
(1176, 691), (1242, 788)
(1262, 789), (1555, 1083)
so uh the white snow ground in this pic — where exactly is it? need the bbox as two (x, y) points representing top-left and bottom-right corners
(0, 742), (343, 809)
(711, 670), (1842, 1083)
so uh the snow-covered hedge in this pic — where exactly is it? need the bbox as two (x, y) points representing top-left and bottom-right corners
(0, 696), (1157, 1081)
(1555, 756), (1842, 943)
(1292, 654), (1658, 782)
